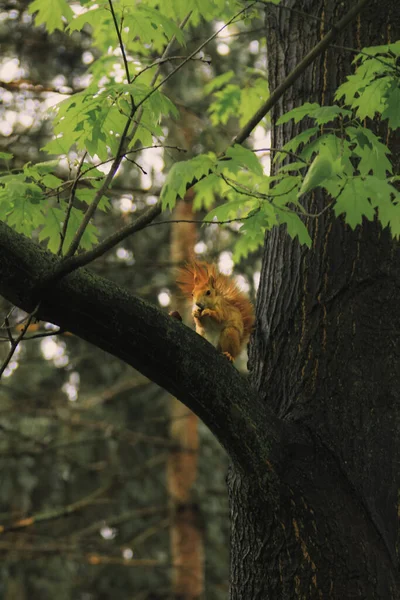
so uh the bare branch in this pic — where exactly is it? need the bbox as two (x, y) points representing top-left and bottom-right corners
(0, 305), (39, 379)
(0, 480), (113, 534)
(58, 151), (87, 256)
(108, 0), (131, 84)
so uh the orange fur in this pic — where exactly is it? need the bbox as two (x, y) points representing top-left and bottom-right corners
(177, 261), (255, 360)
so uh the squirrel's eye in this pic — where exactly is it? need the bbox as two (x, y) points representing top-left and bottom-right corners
(206, 290), (211, 296)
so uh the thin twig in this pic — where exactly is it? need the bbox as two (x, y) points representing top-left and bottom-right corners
(4, 317), (14, 345)
(143, 214), (260, 228)
(331, 43), (400, 73)
(58, 151), (87, 256)
(0, 305), (39, 380)
(134, 3), (257, 112)
(78, 145), (186, 179)
(257, 0), (326, 24)
(253, 147), (310, 164)
(0, 480), (112, 534)
(108, 0), (131, 84)
(135, 55), (211, 79)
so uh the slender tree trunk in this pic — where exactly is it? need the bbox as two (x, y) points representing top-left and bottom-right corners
(168, 199), (204, 599)
(229, 1), (400, 597)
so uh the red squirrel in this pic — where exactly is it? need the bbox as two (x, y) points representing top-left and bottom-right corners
(177, 261), (255, 361)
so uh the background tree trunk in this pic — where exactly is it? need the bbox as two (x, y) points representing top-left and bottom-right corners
(229, 0), (400, 597)
(168, 198), (204, 599)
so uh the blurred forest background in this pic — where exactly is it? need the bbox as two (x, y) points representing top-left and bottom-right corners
(0, 1), (267, 598)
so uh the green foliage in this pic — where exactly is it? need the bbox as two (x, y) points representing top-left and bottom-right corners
(28, 0), (73, 33)
(335, 41), (400, 128)
(1, 2), (399, 266)
(161, 154), (216, 209)
(191, 40), (400, 255)
(270, 41), (400, 240)
(42, 82), (178, 159)
(207, 69), (269, 128)
(224, 145), (264, 176)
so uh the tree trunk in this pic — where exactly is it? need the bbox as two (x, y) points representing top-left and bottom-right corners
(168, 199), (204, 599)
(229, 0), (400, 597)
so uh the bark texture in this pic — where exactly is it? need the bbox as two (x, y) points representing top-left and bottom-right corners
(228, 0), (400, 598)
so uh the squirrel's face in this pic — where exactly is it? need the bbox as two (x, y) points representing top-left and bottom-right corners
(192, 281), (218, 312)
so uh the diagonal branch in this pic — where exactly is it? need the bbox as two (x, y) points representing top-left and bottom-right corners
(0, 480), (112, 534)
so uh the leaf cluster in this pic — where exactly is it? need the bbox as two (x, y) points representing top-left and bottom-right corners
(2, 2), (399, 264)
(159, 41), (400, 260)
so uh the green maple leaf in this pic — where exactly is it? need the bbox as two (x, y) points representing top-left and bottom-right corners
(8, 195), (44, 236)
(29, 0), (73, 33)
(238, 78), (269, 127)
(205, 198), (258, 222)
(39, 207), (65, 253)
(277, 103), (320, 125)
(232, 204), (277, 261)
(204, 71), (235, 95)
(209, 85), (241, 125)
(193, 174), (221, 210)
(224, 145), (263, 176)
(352, 76), (392, 119)
(335, 74), (365, 105)
(334, 178), (375, 228)
(381, 84), (400, 129)
(309, 105), (352, 125)
(275, 209), (311, 247)
(161, 155), (216, 210)
(275, 128), (318, 161)
(348, 127), (392, 178)
(63, 208), (99, 252)
(299, 146), (334, 196)
(269, 175), (301, 202)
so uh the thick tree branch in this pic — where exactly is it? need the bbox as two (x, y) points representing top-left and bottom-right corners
(0, 220), (285, 477)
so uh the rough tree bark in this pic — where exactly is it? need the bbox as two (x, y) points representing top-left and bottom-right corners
(0, 1), (399, 598)
(227, 0), (400, 598)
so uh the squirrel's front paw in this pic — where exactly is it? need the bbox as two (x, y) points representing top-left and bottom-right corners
(200, 308), (213, 318)
(192, 308), (202, 319)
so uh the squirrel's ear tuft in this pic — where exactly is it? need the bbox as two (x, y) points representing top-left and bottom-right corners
(177, 261), (215, 296)
(176, 263), (196, 297)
